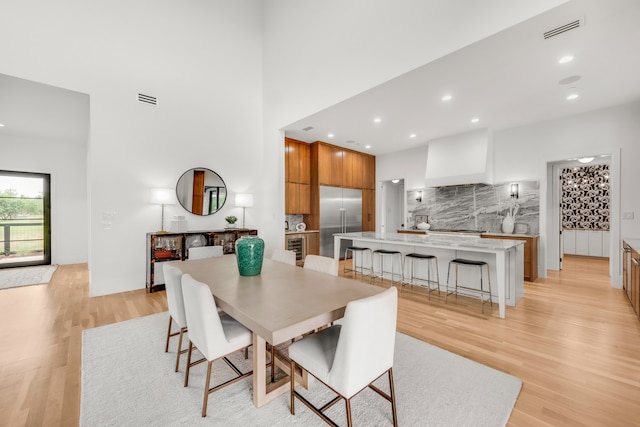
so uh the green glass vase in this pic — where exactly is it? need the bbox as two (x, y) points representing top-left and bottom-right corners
(235, 235), (264, 276)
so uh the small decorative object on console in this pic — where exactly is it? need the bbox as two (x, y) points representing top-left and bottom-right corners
(296, 222), (306, 231)
(236, 235), (264, 276)
(225, 215), (238, 229)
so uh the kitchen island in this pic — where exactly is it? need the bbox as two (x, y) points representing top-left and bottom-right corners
(334, 232), (525, 318)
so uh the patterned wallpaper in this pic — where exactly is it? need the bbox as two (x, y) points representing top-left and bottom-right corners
(561, 164), (610, 230)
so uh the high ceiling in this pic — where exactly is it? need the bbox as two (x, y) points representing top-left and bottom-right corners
(284, 0), (640, 155)
(0, 73), (89, 145)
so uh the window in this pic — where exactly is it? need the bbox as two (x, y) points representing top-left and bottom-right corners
(0, 170), (51, 268)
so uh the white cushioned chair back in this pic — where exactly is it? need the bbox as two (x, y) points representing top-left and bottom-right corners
(189, 245), (224, 260)
(303, 254), (339, 276)
(180, 274), (230, 361)
(329, 286), (398, 398)
(163, 263), (187, 328)
(272, 249), (297, 266)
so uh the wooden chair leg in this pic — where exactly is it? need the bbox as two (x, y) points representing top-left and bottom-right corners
(290, 359), (296, 415)
(345, 398), (353, 427)
(202, 360), (213, 417)
(184, 341), (194, 387)
(165, 316), (173, 352)
(389, 368), (398, 427)
(175, 327), (185, 372)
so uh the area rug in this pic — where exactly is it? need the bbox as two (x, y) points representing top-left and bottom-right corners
(81, 312), (522, 427)
(0, 265), (58, 290)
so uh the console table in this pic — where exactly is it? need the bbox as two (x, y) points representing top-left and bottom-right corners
(145, 229), (258, 292)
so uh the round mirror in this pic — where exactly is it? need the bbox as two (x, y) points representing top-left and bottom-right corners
(176, 167), (227, 215)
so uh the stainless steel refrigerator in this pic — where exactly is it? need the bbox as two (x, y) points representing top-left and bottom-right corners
(319, 186), (362, 258)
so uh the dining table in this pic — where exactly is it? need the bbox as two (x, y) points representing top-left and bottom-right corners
(167, 255), (385, 407)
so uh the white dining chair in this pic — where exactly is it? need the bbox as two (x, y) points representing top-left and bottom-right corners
(163, 263), (190, 372)
(272, 248), (297, 266)
(289, 286), (399, 426)
(303, 254), (339, 276)
(188, 245), (224, 259)
(181, 274), (253, 417)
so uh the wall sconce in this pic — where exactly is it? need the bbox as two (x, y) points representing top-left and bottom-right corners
(416, 191), (423, 203)
(150, 188), (175, 234)
(510, 183), (519, 199)
(235, 193), (254, 229)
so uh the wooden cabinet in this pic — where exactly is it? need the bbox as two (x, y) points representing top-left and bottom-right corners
(285, 182), (310, 214)
(285, 138), (311, 214)
(482, 234), (539, 282)
(285, 138), (310, 184)
(342, 150), (363, 188)
(362, 189), (376, 231)
(362, 154), (376, 189)
(316, 143), (343, 187)
(146, 229), (258, 292)
(624, 241), (640, 320)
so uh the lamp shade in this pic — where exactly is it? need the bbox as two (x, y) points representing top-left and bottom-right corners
(150, 188), (175, 205)
(235, 193), (253, 208)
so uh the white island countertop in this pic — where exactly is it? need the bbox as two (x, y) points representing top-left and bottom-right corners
(337, 231), (525, 251)
(334, 232), (525, 319)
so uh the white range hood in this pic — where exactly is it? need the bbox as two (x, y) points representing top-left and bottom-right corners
(424, 128), (494, 187)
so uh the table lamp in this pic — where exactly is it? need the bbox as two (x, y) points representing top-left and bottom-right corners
(150, 188), (175, 234)
(235, 193), (253, 229)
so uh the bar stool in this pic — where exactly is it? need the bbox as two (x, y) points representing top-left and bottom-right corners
(445, 258), (492, 313)
(371, 249), (403, 285)
(402, 253), (440, 299)
(343, 246), (373, 280)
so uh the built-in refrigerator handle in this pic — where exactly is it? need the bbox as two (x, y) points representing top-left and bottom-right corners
(340, 208), (346, 233)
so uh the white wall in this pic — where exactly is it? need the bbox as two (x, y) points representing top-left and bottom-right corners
(0, 134), (88, 265)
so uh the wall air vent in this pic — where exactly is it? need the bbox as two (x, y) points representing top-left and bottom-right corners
(302, 126), (314, 131)
(137, 93), (157, 105)
(543, 19), (582, 39)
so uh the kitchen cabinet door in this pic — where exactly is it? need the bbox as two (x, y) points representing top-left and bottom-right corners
(285, 183), (310, 214)
(342, 151), (363, 188)
(317, 143), (342, 187)
(362, 189), (376, 231)
(362, 154), (376, 189)
(588, 231), (603, 257)
(575, 230), (589, 256)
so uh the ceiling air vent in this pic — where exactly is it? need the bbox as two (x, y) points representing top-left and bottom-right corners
(137, 93), (157, 105)
(302, 126), (314, 131)
(543, 19), (582, 39)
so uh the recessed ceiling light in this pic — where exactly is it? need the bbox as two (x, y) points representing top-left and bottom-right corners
(409, 133), (416, 138)
(558, 55), (574, 64)
(578, 157), (594, 163)
(471, 118), (479, 123)
(328, 133), (334, 138)
(391, 179), (400, 184)
(441, 94), (452, 101)
(365, 145), (372, 149)
(0, 123), (5, 127)
(566, 93), (579, 100)
(373, 117), (382, 123)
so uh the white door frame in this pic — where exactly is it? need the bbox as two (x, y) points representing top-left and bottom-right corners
(540, 148), (621, 287)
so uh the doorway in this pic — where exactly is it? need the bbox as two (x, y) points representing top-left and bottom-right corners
(0, 170), (51, 268)
(545, 152), (619, 287)
(380, 179), (405, 233)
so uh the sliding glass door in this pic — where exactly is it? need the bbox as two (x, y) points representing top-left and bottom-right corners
(0, 170), (51, 268)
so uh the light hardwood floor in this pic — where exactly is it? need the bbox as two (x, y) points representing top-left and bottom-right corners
(1, 257), (639, 426)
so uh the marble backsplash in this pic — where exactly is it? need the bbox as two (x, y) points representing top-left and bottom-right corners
(407, 181), (540, 235)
